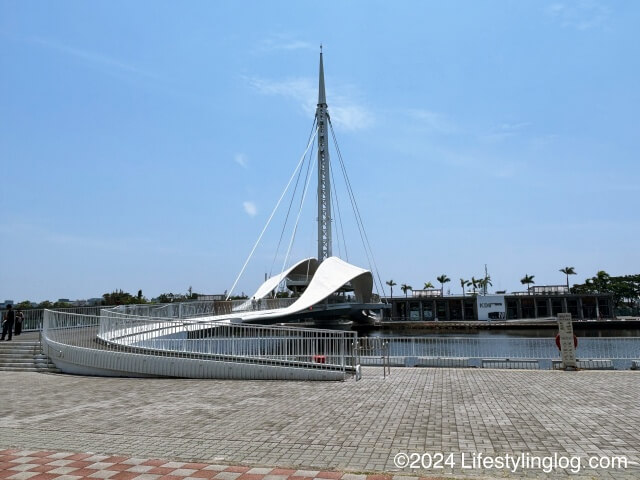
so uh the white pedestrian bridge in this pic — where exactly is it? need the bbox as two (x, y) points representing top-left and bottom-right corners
(42, 308), (360, 381)
(40, 257), (378, 381)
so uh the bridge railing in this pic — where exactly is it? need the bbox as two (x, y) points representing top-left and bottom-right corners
(358, 336), (639, 359)
(7, 306), (104, 332)
(356, 336), (640, 369)
(113, 299), (299, 316)
(10, 299), (296, 331)
(42, 309), (358, 374)
(230, 297), (298, 313)
(110, 302), (221, 319)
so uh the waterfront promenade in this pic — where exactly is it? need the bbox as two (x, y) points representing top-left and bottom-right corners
(1, 366), (639, 479)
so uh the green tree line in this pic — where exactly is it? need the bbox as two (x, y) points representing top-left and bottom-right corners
(571, 271), (640, 309)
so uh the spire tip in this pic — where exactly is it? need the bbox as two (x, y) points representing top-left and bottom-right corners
(318, 44), (326, 105)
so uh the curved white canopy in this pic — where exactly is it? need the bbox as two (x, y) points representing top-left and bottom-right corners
(278, 256), (373, 314)
(230, 256), (373, 321)
(251, 257), (318, 300)
(233, 258), (319, 311)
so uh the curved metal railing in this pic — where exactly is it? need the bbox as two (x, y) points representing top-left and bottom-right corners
(41, 309), (359, 379)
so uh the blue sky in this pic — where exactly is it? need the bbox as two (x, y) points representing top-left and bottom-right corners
(1, 1), (638, 302)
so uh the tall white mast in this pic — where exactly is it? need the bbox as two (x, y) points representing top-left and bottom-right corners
(316, 46), (332, 262)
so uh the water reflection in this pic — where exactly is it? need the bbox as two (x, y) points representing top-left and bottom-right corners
(353, 326), (640, 338)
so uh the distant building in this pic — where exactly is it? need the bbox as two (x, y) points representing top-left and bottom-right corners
(528, 285), (569, 295)
(87, 298), (103, 306)
(411, 289), (442, 297)
(197, 294), (226, 301)
(387, 286), (614, 321)
(1, 300), (14, 309)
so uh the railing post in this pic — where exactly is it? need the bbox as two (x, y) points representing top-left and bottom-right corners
(41, 309), (48, 356)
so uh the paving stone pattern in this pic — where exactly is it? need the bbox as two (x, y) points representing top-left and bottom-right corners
(1, 369), (639, 479)
(0, 449), (422, 480)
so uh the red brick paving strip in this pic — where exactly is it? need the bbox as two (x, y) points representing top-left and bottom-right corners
(0, 450), (443, 480)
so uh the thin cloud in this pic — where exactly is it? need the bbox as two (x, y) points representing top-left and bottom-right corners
(245, 76), (373, 131)
(480, 121), (531, 143)
(243, 201), (258, 217)
(546, 1), (610, 30)
(29, 36), (159, 80)
(234, 153), (248, 169)
(330, 104), (373, 131)
(500, 122), (531, 131)
(247, 77), (315, 108)
(406, 109), (458, 134)
(258, 34), (314, 52)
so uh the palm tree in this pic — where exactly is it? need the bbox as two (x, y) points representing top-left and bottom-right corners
(520, 274), (535, 294)
(460, 278), (469, 296)
(400, 283), (412, 297)
(436, 274), (450, 297)
(386, 279), (396, 300)
(470, 276), (479, 295)
(423, 281), (434, 289)
(559, 267), (576, 291)
(481, 275), (493, 295)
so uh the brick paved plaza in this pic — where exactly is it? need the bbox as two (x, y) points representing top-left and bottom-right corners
(1, 368), (639, 479)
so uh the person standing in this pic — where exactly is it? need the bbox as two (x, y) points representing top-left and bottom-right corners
(14, 309), (24, 336)
(1, 304), (15, 341)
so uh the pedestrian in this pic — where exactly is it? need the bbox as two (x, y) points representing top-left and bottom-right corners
(14, 309), (24, 336)
(1, 304), (15, 341)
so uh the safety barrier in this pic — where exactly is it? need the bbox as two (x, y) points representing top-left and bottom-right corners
(6, 306), (104, 332)
(356, 336), (640, 370)
(355, 338), (390, 377)
(4, 299), (300, 332)
(42, 309), (359, 380)
(552, 359), (615, 370)
(112, 299), (298, 318)
(33, 309), (640, 374)
(482, 359), (540, 369)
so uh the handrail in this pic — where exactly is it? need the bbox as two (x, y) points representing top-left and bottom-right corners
(357, 336), (640, 361)
(356, 338), (390, 377)
(42, 310), (359, 378)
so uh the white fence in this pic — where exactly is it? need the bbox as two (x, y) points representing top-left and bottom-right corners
(112, 298), (297, 317)
(357, 336), (640, 370)
(31, 307), (640, 373)
(4, 299), (298, 331)
(42, 309), (359, 380)
(361, 336), (639, 359)
(5, 306), (105, 332)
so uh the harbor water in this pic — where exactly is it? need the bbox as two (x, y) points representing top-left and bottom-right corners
(351, 325), (640, 370)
